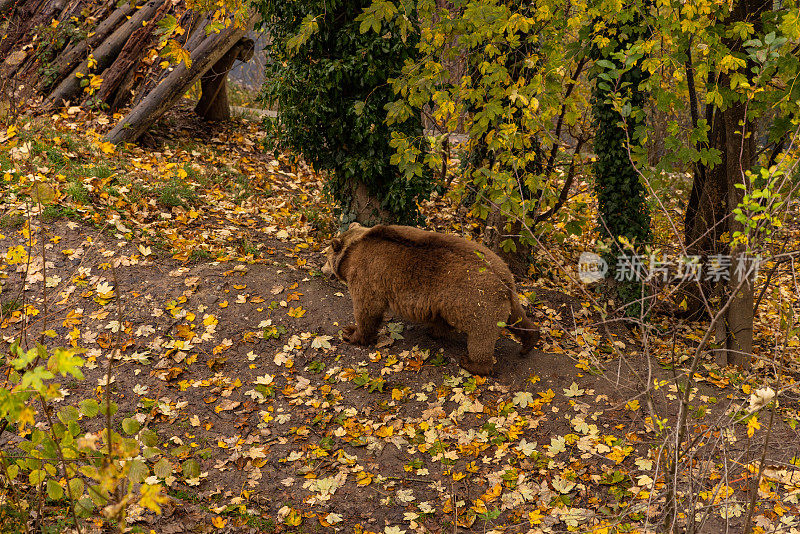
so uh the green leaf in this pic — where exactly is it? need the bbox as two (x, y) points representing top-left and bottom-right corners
(182, 458), (201, 479)
(140, 428), (159, 447)
(29, 468), (46, 485)
(68, 477), (85, 499)
(128, 459), (148, 484)
(154, 458), (173, 479)
(79, 399), (99, 418)
(122, 417), (141, 435)
(47, 479), (64, 500)
(7, 464), (19, 480)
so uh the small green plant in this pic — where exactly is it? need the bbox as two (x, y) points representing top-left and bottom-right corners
(239, 237), (259, 257)
(42, 145), (68, 167)
(0, 298), (22, 319)
(41, 204), (66, 222)
(301, 205), (335, 238)
(87, 164), (115, 181)
(183, 163), (200, 181)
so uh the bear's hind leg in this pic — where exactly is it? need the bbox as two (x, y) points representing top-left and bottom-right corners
(460, 332), (497, 376)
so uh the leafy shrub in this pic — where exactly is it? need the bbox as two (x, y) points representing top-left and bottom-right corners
(0, 341), (167, 531)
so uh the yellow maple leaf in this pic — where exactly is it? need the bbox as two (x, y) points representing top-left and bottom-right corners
(5, 245), (28, 265)
(287, 306), (306, 318)
(138, 484), (168, 513)
(63, 310), (83, 328)
(97, 141), (115, 154)
(528, 509), (543, 525)
(356, 471), (373, 486)
(748, 415), (760, 438)
(472, 498), (487, 514)
(17, 406), (35, 432)
(286, 509), (302, 526)
(211, 516), (227, 528)
(374, 425), (393, 438)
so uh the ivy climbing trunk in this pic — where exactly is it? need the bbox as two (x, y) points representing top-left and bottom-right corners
(461, 0), (543, 276)
(590, 12), (651, 316)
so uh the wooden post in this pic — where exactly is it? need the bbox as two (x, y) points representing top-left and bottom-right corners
(195, 37), (254, 121)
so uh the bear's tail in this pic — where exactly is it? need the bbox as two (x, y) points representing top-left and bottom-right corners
(508, 298), (539, 354)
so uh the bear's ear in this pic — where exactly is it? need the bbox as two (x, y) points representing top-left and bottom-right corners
(331, 238), (343, 253)
(348, 222), (362, 230)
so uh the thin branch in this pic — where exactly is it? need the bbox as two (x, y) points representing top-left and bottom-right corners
(534, 138), (584, 223)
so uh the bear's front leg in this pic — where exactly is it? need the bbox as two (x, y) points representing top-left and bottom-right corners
(342, 295), (384, 346)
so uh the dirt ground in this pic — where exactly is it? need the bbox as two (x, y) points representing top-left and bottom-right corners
(2, 112), (799, 533)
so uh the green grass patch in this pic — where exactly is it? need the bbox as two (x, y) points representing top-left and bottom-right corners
(0, 213), (25, 228)
(190, 249), (212, 261)
(158, 177), (197, 208)
(64, 179), (90, 204)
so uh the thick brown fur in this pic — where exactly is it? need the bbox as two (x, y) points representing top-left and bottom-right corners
(322, 223), (539, 375)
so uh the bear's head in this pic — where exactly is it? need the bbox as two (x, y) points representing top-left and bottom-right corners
(322, 222), (370, 281)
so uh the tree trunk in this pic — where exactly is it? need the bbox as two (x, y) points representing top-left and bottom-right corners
(37, 1), (134, 92)
(104, 12), (258, 144)
(195, 37), (254, 121)
(684, 0), (769, 368)
(342, 181), (394, 227)
(43, 0), (166, 109)
(719, 101), (755, 367)
(88, 0), (170, 107)
(484, 213), (530, 277)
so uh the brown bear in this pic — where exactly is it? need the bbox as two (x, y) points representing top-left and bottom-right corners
(322, 223), (539, 375)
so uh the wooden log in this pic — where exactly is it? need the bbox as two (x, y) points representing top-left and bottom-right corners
(131, 11), (206, 107)
(43, 0), (166, 109)
(13, 0), (92, 82)
(108, 60), (140, 110)
(0, 0), (59, 58)
(104, 11), (258, 144)
(38, 0), (134, 92)
(88, 0), (171, 106)
(194, 37), (254, 121)
(0, 0), (72, 82)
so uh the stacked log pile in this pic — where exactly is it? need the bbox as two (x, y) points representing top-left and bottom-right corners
(0, 0), (256, 143)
